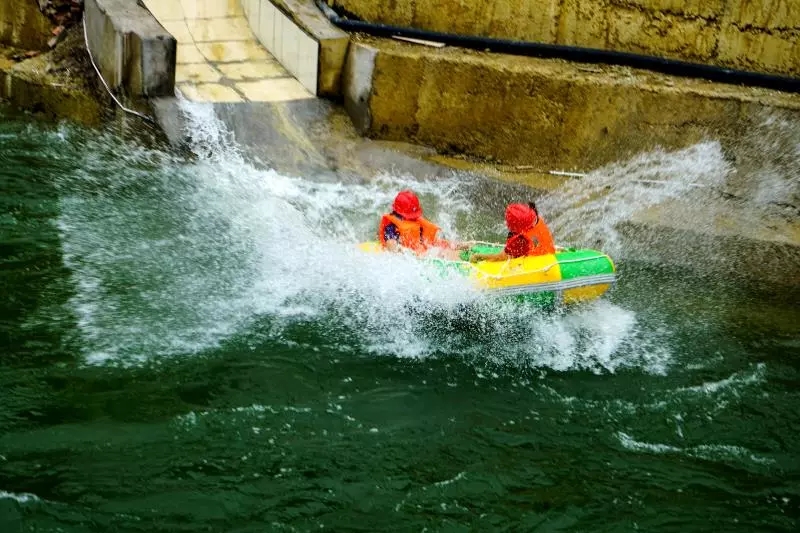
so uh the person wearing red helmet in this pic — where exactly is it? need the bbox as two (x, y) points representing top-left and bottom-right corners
(378, 190), (464, 255)
(469, 202), (556, 263)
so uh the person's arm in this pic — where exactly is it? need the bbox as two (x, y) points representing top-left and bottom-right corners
(431, 235), (476, 252)
(471, 235), (526, 262)
(454, 240), (477, 251)
(383, 223), (401, 251)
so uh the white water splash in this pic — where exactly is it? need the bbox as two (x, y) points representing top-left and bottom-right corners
(524, 301), (663, 373)
(433, 471), (467, 487)
(735, 112), (800, 213)
(549, 363), (767, 419)
(616, 432), (775, 466)
(541, 141), (732, 255)
(54, 99), (683, 372)
(677, 363), (766, 396)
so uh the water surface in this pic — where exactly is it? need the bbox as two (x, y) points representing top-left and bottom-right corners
(1, 104), (798, 532)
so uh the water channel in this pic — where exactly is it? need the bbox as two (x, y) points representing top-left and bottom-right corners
(1, 101), (798, 531)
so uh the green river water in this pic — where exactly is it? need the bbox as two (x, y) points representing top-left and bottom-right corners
(1, 103), (798, 532)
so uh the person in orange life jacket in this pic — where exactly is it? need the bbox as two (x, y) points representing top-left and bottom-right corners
(469, 202), (556, 263)
(378, 190), (469, 257)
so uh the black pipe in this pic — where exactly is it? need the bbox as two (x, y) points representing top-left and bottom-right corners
(317, 1), (800, 94)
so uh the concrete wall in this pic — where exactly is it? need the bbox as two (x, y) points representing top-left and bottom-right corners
(84, 0), (176, 97)
(0, 0), (52, 50)
(332, 0), (800, 77)
(241, 0), (349, 96)
(344, 37), (800, 170)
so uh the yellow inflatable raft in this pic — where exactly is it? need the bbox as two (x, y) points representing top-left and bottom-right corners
(359, 241), (616, 307)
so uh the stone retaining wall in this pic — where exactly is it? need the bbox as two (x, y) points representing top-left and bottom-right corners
(344, 37), (800, 170)
(332, 0), (800, 77)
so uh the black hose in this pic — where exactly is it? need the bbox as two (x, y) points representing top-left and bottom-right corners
(317, 1), (799, 94)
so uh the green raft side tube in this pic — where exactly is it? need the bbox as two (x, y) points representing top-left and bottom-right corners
(447, 244), (616, 308)
(555, 248), (616, 280)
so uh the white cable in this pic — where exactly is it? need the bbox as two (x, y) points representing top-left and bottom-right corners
(82, 16), (156, 123)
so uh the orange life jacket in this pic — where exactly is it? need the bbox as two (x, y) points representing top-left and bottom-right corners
(378, 213), (442, 253)
(507, 218), (556, 256)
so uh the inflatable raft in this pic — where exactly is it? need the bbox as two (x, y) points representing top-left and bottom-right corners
(359, 242), (616, 307)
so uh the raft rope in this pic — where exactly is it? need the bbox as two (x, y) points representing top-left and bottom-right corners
(82, 17), (156, 124)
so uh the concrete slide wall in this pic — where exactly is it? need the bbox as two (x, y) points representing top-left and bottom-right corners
(84, 0), (176, 97)
(241, 0), (349, 97)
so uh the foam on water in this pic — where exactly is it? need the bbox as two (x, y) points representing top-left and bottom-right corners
(616, 432), (775, 467)
(53, 99), (690, 372)
(0, 490), (40, 504)
(547, 362), (768, 427)
(677, 363), (766, 396)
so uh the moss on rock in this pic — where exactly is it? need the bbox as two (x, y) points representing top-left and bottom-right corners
(1, 28), (107, 125)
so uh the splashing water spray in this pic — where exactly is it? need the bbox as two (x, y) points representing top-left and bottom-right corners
(58, 98), (775, 374)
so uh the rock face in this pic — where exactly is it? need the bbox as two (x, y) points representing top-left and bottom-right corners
(37, 1), (84, 26)
(2, 0), (178, 118)
(332, 0), (800, 77)
(1, 28), (106, 126)
(1, 1), (105, 125)
(38, 1), (85, 47)
(0, 0), (53, 50)
(0, 1), (85, 51)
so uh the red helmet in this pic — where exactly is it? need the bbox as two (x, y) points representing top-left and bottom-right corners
(505, 203), (536, 233)
(392, 190), (423, 220)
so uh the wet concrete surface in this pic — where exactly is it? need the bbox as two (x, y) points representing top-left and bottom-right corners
(622, 193), (800, 297)
(151, 95), (458, 181)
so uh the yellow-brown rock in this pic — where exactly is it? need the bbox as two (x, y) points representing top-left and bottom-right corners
(1, 30), (106, 126)
(0, 0), (53, 51)
(332, 0), (800, 76)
